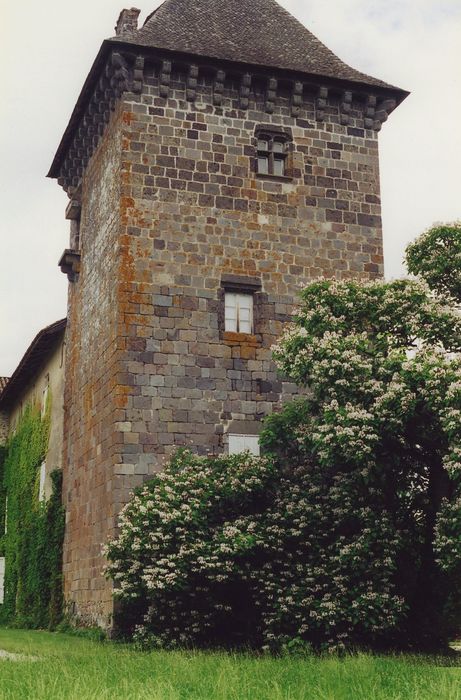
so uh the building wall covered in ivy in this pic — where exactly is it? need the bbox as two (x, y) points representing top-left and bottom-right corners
(0, 321), (66, 626)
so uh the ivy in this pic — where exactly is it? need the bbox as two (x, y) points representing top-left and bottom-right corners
(0, 401), (65, 628)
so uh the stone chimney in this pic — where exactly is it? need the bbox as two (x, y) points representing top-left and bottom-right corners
(115, 8), (141, 37)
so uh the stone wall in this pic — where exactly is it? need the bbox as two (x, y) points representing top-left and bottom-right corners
(62, 105), (124, 626)
(63, 66), (384, 627)
(115, 68), (383, 474)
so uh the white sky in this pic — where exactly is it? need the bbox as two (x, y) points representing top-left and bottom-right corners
(1, 0), (460, 376)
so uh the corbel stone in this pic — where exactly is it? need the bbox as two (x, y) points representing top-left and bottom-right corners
(291, 81), (303, 117)
(58, 249), (81, 282)
(186, 64), (199, 101)
(213, 69), (226, 106)
(316, 86), (328, 121)
(131, 55), (144, 94)
(265, 77), (278, 114)
(159, 60), (172, 98)
(340, 90), (353, 125)
(364, 94), (377, 129)
(374, 98), (397, 131)
(111, 52), (129, 98)
(65, 199), (81, 221)
(239, 73), (251, 110)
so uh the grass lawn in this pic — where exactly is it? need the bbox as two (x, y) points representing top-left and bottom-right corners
(0, 628), (460, 700)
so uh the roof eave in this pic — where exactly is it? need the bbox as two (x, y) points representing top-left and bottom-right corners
(47, 40), (114, 179)
(47, 37), (409, 180)
(0, 319), (67, 410)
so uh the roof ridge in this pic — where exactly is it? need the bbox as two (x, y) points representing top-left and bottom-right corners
(143, 0), (169, 27)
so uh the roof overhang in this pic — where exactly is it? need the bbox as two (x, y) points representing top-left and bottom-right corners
(47, 38), (409, 182)
(0, 319), (67, 410)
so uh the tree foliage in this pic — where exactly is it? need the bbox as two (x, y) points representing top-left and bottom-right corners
(267, 278), (461, 649)
(406, 222), (461, 303)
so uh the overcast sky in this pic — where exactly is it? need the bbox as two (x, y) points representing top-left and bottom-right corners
(1, 0), (460, 376)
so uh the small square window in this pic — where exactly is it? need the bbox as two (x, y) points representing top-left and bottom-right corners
(225, 292), (253, 334)
(228, 434), (260, 456)
(255, 128), (291, 177)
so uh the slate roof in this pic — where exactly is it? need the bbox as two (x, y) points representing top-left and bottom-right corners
(112, 0), (400, 90)
(48, 0), (408, 180)
(0, 320), (67, 409)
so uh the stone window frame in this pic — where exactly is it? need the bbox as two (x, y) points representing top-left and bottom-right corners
(218, 274), (262, 339)
(254, 125), (293, 180)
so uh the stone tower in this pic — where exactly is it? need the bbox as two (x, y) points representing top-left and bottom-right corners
(48, 0), (407, 627)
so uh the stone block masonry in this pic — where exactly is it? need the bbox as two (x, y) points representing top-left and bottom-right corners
(61, 63), (387, 627)
(115, 70), (384, 472)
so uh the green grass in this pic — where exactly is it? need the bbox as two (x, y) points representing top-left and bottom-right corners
(0, 628), (459, 700)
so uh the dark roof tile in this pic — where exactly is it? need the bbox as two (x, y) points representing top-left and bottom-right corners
(113, 0), (400, 90)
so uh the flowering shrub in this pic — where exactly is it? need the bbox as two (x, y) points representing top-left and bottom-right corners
(106, 236), (461, 652)
(105, 450), (279, 648)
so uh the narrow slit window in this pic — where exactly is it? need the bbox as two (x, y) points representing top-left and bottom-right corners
(0, 557), (5, 604)
(39, 462), (46, 502)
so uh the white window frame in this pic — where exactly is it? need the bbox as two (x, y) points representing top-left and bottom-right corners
(224, 292), (254, 334)
(0, 557), (5, 605)
(41, 382), (49, 417)
(228, 434), (260, 456)
(39, 462), (47, 502)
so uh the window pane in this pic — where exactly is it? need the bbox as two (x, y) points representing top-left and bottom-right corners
(236, 293), (253, 333)
(272, 140), (284, 153)
(257, 139), (269, 151)
(225, 293), (238, 332)
(239, 318), (252, 334)
(257, 156), (269, 174)
(238, 295), (252, 311)
(273, 158), (285, 176)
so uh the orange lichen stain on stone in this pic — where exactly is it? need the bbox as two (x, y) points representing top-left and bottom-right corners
(223, 331), (259, 347)
(113, 385), (133, 396)
(121, 196), (135, 210)
(122, 111), (136, 125)
(83, 384), (94, 416)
